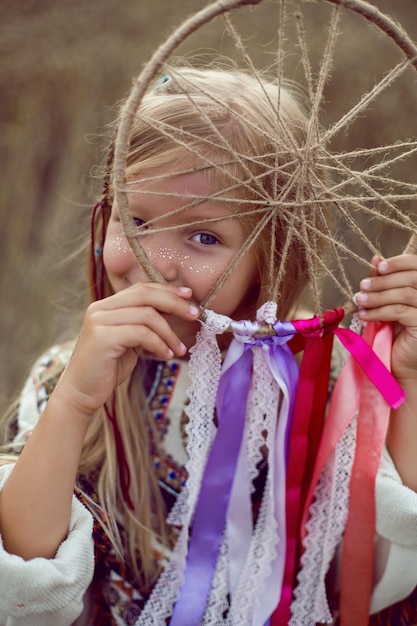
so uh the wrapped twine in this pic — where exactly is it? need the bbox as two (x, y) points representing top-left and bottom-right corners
(110, 0), (417, 330)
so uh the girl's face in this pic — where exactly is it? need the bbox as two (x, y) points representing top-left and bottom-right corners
(103, 170), (259, 346)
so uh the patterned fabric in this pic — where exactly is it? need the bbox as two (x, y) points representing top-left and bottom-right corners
(145, 359), (188, 495)
(74, 357), (190, 626)
(76, 474), (151, 626)
(7, 343), (73, 445)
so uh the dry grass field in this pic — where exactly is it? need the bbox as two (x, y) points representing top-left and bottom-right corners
(1, 0), (417, 411)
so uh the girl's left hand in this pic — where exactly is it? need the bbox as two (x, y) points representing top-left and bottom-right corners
(356, 254), (417, 384)
(356, 253), (417, 490)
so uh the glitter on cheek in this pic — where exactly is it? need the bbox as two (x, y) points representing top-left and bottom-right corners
(103, 233), (139, 288)
(110, 236), (132, 256)
(146, 247), (183, 263)
(185, 263), (220, 276)
(146, 247), (223, 277)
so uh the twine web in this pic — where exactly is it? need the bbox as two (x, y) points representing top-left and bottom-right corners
(112, 0), (417, 325)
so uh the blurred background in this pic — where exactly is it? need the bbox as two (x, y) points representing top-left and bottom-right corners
(1, 0), (417, 411)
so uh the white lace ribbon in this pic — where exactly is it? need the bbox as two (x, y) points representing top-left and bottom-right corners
(136, 304), (299, 625)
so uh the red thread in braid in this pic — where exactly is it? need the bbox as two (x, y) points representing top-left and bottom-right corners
(90, 201), (107, 301)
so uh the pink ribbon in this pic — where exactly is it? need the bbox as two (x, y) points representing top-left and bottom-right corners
(340, 322), (396, 626)
(297, 321), (404, 626)
(272, 312), (405, 626)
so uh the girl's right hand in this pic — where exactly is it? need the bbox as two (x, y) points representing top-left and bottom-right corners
(55, 282), (200, 418)
(1, 284), (198, 562)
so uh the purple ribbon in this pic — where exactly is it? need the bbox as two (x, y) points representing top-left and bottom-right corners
(263, 322), (299, 466)
(254, 337), (299, 625)
(170, 347), (253, 625)
(170, 327), (299, 625)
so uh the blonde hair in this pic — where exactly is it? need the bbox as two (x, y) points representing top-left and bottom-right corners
(3, 63), (332, 587)
(114, 65), (330, 314)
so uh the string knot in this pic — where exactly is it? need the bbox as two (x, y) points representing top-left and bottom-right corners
(231, 319), (259, 343)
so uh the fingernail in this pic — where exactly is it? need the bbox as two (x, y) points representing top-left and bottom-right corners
(360, 278), (371, 290)
(378, 260), (388, 273)
(179, 286), (192, 294)
(356, 292), (368, 304)
(179, 342), (187, 354)
(189, 305), (200, 316)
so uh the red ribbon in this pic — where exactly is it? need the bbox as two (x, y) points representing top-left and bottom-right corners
(272, 309), (343, 625)
(272, 312), (405, 625)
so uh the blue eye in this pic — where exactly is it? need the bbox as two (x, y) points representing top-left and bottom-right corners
(132, 217), (147, 229)
(192, 233), (219, 245)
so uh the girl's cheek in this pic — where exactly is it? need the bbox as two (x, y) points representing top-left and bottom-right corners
(145, 247), (222, 276)
(179, 257), (224, 294)
(103, 233), (137, 276)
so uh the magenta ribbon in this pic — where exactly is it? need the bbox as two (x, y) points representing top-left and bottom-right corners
(292, 311), (405, 409)
(170, 329), (299, 626)
(333, 325), (405, 409)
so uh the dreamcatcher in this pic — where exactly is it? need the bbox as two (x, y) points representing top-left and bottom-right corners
(97, 1), (417, 624)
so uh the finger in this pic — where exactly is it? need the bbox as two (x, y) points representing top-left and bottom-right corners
(358, 302), (417, 328)
(102, 282), (194, 308)
(359, 269), (417, 295)
(357, 280), (417, 327)
(104, 324), (187, 360)
(91, 283), (200, 320)
(375, 254), (417, 276)
(369, 254), (381, 278)
(86, 306), (190, 356)
(357, 281), (417, 308)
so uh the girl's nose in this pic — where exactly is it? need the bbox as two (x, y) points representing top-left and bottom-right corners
(144, 240), (183, 284)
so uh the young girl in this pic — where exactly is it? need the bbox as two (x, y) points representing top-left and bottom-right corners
(0, 66), (417, 626)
